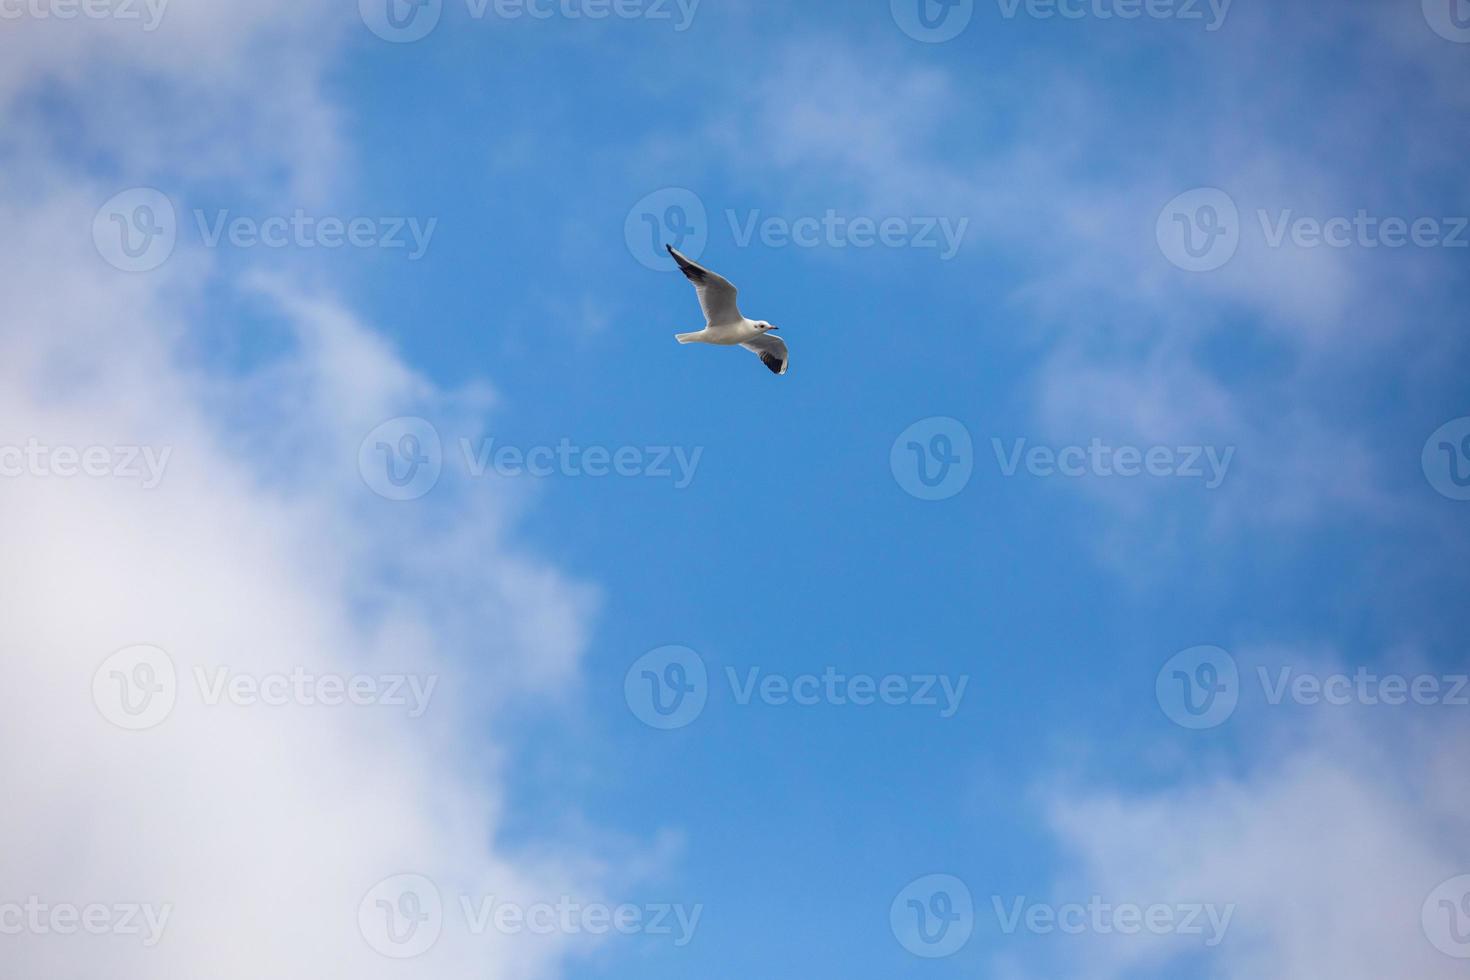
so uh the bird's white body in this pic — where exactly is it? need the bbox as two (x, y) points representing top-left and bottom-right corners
(676, 319), (765, 346)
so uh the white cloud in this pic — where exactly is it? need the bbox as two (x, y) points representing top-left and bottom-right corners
(0, 0), (347, 198)
(1036, 711), (1470, 979)
(0, 8), (619, 978)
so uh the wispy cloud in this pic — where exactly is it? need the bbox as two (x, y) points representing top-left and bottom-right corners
(0, 5), (623, 977)
(1037, 708), (1470, 979)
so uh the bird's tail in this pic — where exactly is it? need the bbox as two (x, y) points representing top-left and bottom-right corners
(675, 331), (702, 344)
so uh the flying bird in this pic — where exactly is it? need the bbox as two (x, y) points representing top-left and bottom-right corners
(666, 245), (789, 376)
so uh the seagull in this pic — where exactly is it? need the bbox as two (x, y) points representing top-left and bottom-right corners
(666, 245), (789, 376)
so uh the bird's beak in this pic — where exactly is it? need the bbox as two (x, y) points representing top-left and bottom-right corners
(768, 325), (779, 331)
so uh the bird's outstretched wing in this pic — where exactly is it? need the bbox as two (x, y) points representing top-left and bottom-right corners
(667, 245), (742, 326)
(741, 333), (789, 376)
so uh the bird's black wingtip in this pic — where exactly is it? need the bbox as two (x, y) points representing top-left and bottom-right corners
(665, 243), (676, 256)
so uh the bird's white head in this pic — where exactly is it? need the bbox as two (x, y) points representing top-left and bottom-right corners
(755, 321), (779, 332)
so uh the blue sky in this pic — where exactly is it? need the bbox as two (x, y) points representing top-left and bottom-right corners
(2, 1), (1469, 978)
